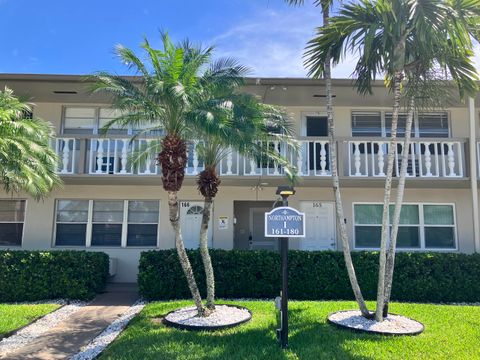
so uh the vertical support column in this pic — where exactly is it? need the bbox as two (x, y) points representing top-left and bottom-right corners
(468, 97), (480, 253)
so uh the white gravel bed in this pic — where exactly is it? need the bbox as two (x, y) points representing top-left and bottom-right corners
(69, 300), (146, 360)
(0, 300), (88, 356)
(328, 310), (424, 335)
(165, 305), (251, 328)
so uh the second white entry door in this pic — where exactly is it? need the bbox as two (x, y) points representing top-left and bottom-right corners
(180, 201), (213, 249)
(299, 201), (336, 250)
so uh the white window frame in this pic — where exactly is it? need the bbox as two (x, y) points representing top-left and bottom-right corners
(62, 106), (98, 134)
(351, 110), (451, 138)
(61, 106), (163, 136)
(0, 199), (27, 247)
(54, 199), (89, 247)
(126, 200), (161, 247)
(61, 106), (128, 135)
(301, 111), (328, 137)
(91, 200), (125, 247)
(352, 202), (458, 251)
(53, 199), (161, 248)
(351, 111), (383, 137)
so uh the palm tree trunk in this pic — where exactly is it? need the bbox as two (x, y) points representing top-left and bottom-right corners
(199, 196), (216, 309)
(375, 71), (404, 322)
(382, 97), (415, 317)
(168, 190), (208, 316)
(322, 4), (370, 318)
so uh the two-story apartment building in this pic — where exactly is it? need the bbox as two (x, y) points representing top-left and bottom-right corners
(1, 74), (479, 282)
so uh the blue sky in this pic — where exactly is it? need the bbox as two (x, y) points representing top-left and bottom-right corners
(0, 0), (478, 78)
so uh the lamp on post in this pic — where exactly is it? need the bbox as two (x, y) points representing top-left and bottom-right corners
(275, 185), (295, 349)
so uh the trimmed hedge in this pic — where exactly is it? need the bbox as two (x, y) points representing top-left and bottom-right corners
(139, 249), (480, 303)
(0, 251), (109, 302)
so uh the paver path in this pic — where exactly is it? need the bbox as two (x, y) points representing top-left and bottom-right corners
(2, 283), (138, 360)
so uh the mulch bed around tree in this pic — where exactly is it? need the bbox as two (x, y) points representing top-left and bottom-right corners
(163, 304), (252, 331)
(327, 310), (424, 336)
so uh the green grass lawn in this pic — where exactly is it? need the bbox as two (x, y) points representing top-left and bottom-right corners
(100, 300), (480, 360)
(0, 303), (61, 337)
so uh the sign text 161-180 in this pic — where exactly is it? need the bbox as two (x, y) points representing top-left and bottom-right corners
(264, 206), (305, 238)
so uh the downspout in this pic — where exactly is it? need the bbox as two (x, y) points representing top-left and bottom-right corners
(468, 97), (479, 253)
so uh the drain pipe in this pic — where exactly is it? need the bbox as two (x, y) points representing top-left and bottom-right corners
(468, 96), (479, 253)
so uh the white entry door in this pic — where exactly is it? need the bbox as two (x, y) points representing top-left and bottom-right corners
(300, 201), (336, 250)
(249, 207), (277, 250)
(180, 201), (213, 249)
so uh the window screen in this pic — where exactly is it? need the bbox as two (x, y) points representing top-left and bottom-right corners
(63, 107), (96, 134)
(0, 200), (26, 246)
(352, 112), (382, 137)
(127, 201), (159, 246)
(55, 200), (88, 246)
(91, 201), (124, 246)
(418, 113), (449, 138)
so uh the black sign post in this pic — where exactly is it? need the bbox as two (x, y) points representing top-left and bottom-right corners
(265, 186), (304, 349)
(279, 192), (289, 349)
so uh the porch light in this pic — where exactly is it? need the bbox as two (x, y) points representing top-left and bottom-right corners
(276, 186), (295, 197)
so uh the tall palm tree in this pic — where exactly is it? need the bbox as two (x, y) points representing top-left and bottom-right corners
(285, 0), (371, 317)
(304, 0), (479, 321)
(91, 34), (260, 316)
(195, 93), (295, 309)
(0, 87), (61, 199)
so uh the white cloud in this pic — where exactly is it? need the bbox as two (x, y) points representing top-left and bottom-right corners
(210, 8), (480, 80)
(210, 7), (319, 78)
(209, 6), (361, 79)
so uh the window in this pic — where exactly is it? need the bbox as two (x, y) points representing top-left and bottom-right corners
(0, 200), (26, 246)
(54, 200), (160, 247)
(99, 108), (127, 135)
(418, 113), (449, 138)
(385, 113), (409, 137)
(305, 116), (328, 137)
(62, 106), (162, 136)
(127, 201), (159, 246)
(351, 111), (449, 138)
(352, 112), (382, 137)
(91, 201), (124, 247)
(63, 107), (96, 134)
(423, 205), (456, 248)
(354, 203), (456, 250)
(55, 200), (89, 246)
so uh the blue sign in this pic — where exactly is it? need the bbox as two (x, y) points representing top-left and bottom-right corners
(265, 206), (305, 238)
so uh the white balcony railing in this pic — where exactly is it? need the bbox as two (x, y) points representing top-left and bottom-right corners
(53, 136), (466, 178)
(53, 138), (76, 174)
(347, 139), (465, 177)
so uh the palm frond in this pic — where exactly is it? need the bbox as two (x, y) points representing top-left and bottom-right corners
(0, 87), (62, 199)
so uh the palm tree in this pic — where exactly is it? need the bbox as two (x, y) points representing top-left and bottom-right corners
(195, 94), (295, 310)
(304, 0), (479, 321)
(0, 87), (61, 199)
(91, 34), (263, 316)
(285, 0), (371, 317)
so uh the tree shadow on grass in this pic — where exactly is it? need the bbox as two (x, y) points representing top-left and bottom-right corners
(100, 303), (393, 360)
(287, 307), (391, 360)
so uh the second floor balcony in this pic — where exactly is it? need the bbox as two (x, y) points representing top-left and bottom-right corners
(52, 136), (468, 180)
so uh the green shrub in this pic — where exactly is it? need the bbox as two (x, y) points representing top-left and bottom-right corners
(0, 251), (109, 302)
(139, 249), (480, 303)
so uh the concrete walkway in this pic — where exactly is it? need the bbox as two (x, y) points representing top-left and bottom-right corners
(2, 283), (138, 360)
